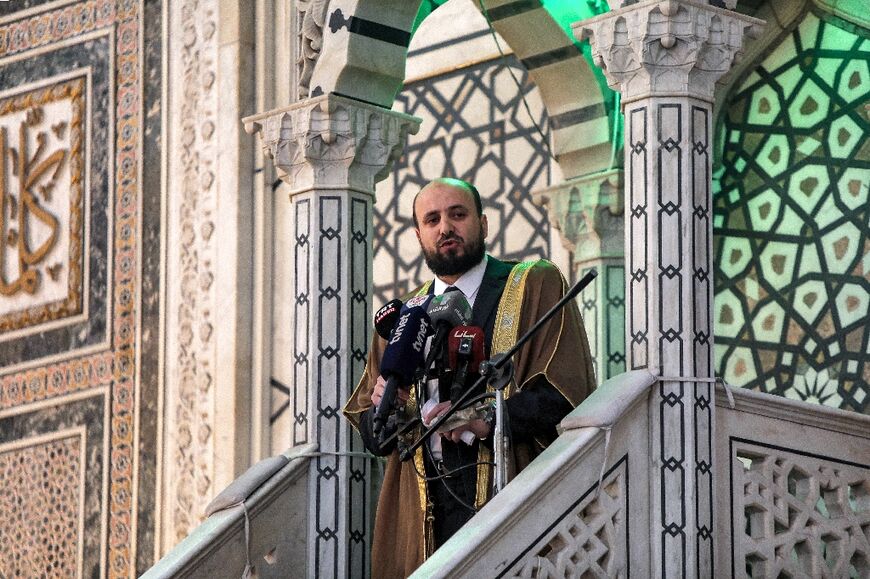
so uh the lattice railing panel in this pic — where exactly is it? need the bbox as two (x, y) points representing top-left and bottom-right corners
(732, 441), (870, 579)
(505, 458), (628, 579)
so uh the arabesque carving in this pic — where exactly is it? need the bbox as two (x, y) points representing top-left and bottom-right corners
(296, 0), (331, 100)
(170, 0), (219, 544)
(575, 0), (763, 103)
(245, 94), (420, 195)
(508, 465), (627, 578)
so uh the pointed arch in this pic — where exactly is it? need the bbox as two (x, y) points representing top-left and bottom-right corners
(307, 0), (618, 179)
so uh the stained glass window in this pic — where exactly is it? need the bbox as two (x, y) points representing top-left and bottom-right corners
(713, 9), (869, 412)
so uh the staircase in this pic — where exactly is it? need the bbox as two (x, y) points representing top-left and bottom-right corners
(145, 371), (870, 578)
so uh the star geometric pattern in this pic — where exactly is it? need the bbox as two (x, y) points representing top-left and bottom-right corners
(508, 457), (631, 579)
(373, 53), (553, 306)
(713, 10), (870, 414)
(734, 444), (870, 578)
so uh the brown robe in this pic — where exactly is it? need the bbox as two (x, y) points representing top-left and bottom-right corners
(343, 259), (595, 577)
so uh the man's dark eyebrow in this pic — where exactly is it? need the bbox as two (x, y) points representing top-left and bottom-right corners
(422, 204), (468, 221)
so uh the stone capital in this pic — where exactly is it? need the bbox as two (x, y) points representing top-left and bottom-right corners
(532, 169), (623, 264)
(574, 0), (763, 104)
(244, 94), (420, 196)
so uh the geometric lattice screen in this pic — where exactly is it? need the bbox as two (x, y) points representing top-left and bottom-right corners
(713, 9), (869, 413)
(373, 51), (552, 307)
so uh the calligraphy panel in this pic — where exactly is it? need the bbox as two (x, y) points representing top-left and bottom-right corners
(0, 75), (85, 332)
(0, 1), (163, 573)
(0, 34), (111, 369)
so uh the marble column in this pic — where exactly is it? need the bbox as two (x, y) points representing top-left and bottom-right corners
(576, 2), (762, 577)
(244, 94), (419, 578)
(533, 170), (625, 382)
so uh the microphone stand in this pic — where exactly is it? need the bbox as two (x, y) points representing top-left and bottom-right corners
(398, 269), (598, 494)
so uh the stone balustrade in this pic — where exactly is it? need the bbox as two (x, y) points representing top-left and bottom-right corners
(143, 443), (316, 578)
(414, 370), (658, 577)
(715, 387), (870, 578)
(145, 370), (870, 578)
(413, 371), (870, 578)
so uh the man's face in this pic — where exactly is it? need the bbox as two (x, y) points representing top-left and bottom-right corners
(414, 182), (488, 279)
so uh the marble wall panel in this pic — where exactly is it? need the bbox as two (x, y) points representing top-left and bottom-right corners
(0, 392), (107, 577)
(0, 1), (163, 576)
(0, 34), (111, 369)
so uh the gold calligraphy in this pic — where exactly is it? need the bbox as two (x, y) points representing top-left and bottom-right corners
(0, 78), (85, 333)
(0, 105), (65, 295)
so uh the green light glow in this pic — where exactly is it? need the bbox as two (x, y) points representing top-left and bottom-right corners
(540, 0), (617, 130)
(411, 0), (449, 34)
(410, 1), (621, 139)
(713, 9), (870, 412)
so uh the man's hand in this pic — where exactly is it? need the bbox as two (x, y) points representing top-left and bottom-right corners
(370, 375), (409, 408)
(422, 401), (491, 443)
(448, 417), (491, 442)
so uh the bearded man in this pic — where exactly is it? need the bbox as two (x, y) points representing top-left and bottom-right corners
(344, 178), (595, 577)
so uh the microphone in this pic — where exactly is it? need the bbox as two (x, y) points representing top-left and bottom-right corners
(402, 294), (434, 312)
(446, 325), (486, 403)
(373, 305), (432, 435)
(374, 299), (403, 340)
(425, 291), (472, 373)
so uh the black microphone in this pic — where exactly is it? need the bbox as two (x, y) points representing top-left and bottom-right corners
(374, 299), (403, 340)
(425, 291), (472, 373)
(446, 325), (486, 403)
(373, 305), (432, 435)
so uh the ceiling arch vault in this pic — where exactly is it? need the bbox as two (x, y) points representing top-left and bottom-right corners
(307, 0), (619, 179)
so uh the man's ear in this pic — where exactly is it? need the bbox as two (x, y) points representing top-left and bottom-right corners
(414, 228), (421, 243)
(481, 214), (488, 239)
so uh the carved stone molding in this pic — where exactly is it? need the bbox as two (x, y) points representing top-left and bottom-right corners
(532, 169), (624, 265)
(164, 0), (220, 550)
(575, 0), (763, 104)
(533, 170), (626, 381)
(296, 0), (331, 101)
(244, 94), (420, 195)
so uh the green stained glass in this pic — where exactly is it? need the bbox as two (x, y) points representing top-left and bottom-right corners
(713, 9), (870, 413)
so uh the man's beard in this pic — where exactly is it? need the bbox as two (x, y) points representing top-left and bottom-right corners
(422, 227), (486, 277)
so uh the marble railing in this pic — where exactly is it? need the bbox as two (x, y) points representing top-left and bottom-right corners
(142, 443), (316, 578)
(144, 373), (870, 578)
(414, 372), (870, 578)
(415, 369), (658, 578)
(716, 387), (870, 578)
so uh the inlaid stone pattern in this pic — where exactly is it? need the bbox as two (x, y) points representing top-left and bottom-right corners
(0, 0), (161, 575)
(0, 434), (83, 578)
(506, 458), (628, 578)
(734, 442), (870, 578)
(713, 10), (870, 413)
(0, 76), (85, 333)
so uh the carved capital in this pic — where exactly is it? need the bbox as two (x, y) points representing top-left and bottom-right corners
(575, 0), (763, 104)
(244, 94), (420, 196)
(532, 169), (624, 264)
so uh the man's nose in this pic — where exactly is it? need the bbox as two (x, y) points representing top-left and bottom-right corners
(439, 218), (454, 236)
